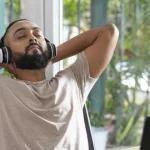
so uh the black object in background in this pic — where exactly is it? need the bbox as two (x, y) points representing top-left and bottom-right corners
(83, 105), (95, 150)
(140, 117), (150, 150)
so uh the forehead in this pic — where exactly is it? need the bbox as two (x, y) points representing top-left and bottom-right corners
(8, 20), (40, 34)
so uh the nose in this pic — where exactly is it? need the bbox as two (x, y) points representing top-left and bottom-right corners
(29, 35), (37, 43)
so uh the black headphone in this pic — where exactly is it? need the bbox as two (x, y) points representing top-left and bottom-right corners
(45, 38), (57, 60)
(0, 38), (57, 65)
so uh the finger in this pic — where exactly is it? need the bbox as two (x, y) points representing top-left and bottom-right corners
(0, 63), (6, 68)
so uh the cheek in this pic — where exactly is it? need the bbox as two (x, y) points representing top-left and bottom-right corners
(9, 42), (27, 53)
(40, 40), (48, 51)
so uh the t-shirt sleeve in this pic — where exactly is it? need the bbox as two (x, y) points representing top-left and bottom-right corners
(69, 51), (98, 107)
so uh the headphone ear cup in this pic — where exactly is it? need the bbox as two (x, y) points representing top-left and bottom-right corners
(45, 38), (57, 60)
(0, 46), (12, 64)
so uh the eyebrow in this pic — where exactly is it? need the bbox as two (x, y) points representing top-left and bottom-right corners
(14, 27), (41, 36)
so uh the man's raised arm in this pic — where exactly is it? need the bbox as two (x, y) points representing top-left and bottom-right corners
(53, 24), (119, 78)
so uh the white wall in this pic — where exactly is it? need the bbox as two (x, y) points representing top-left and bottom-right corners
(20, 0), (45, 31)
(20, 0), (63, 79)
(44, 0), (63, 79)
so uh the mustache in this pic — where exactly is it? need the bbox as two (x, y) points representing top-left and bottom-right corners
(25, 43), (43, 53)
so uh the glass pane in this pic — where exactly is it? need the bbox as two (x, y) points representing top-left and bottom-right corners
(63, 0), (91, 69)
(106, 0), (148, 149)
(0, 0), (21, 78)
(63, 0), (149, 149)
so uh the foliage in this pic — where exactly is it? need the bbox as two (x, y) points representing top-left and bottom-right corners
(2, 70), (16, 79)
(5, 0), (21, 22)
(63, 0), (91, 68)
(63, 0), (78, 26)
(0, 0), (20, 77)
(64, 0), (150, 147)
(86, 100), (109, 127)
(63, 0), (91, 28)
(105, 0), (150, 147)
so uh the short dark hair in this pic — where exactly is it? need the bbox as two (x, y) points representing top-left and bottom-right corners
(1, 18), (30, 45)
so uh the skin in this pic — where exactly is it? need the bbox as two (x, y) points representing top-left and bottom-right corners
(0, 20), (119, 82)
(0, 20), (49, 81)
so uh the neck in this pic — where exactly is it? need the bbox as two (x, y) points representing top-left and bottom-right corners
(15, 68), (46, 82)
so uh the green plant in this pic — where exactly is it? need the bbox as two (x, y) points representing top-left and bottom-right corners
(0, 0), (20, 79)
(86, 100), (109, 127)
(5, 0), (21, 21)
(104, 0), (150, 147)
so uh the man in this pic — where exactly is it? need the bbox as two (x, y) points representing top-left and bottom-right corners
(0, 19), (119, 150)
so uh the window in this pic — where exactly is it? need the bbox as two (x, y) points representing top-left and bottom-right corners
(63, 0), (149, 149)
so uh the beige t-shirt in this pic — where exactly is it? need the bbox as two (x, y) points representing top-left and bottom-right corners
(0, 52), (97, 150)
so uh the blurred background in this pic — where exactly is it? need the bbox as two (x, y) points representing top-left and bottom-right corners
(0, 0), (150, 149)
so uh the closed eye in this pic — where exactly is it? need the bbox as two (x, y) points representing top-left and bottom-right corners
(34, 34), (42, 38)
(18, 35), (26, 39)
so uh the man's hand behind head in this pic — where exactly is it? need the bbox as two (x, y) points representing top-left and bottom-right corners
(0, 63), (16, 76)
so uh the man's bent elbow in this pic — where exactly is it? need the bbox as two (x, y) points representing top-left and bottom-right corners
(105, 24), (119, 37)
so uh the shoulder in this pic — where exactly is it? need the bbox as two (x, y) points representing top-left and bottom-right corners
(0, 74), (17, 86)
(0, 74), (11, 81)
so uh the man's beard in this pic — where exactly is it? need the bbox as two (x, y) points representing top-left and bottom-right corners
(12, 44), (49, 70)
